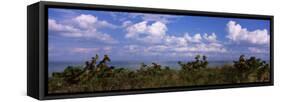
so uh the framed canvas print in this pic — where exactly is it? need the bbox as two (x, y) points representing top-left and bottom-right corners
(27, 1), (274, 100)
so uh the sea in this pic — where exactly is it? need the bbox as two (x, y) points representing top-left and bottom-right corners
(48, 60), (233, 75)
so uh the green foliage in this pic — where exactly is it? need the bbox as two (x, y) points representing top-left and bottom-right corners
(233, 55), (270, 82)
(48, 54), (270, 94)
(178, 55), (208, 71)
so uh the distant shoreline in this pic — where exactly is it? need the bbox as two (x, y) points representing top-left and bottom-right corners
(48, 60), (270, 74)
(48, 60), (240, 75)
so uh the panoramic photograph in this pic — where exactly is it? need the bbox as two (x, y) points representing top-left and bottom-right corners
(48, 8), (270, 94)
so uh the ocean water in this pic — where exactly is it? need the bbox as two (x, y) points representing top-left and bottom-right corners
(48, 60), (233, 74)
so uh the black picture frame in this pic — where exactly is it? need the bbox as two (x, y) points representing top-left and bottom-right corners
(27, 1), (274, 100)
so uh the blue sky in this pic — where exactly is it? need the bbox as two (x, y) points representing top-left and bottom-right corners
(48, 8), (270, 62)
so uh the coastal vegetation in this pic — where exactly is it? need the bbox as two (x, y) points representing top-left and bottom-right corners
(48, 54), (270, 94)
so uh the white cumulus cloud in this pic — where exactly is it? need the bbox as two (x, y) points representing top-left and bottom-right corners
(49, 19), (79, 32)
(74, 14), (117, 29)
(203, 33), (217, 42)
(184, 33), (202, 43)
(125, 21), (167, 44)
(124, 21), (226, 55)
(48, 14), (118, 44)
(226, 20), (269, 45)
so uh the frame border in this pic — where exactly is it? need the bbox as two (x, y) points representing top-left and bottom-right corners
(38, 1), (274, 100)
